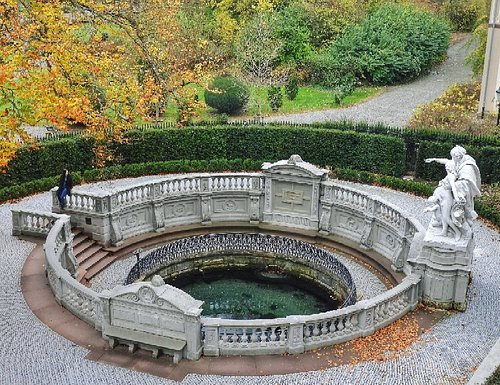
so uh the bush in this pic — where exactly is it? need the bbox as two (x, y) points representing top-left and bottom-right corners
(312, 4), (450, 85)
(1, 137), (95, 188)
(204, 75), (250, 114)
(440, 0), (484, 32)
(267, 86), (284, 111)
(273, 5), (313, 67)
(285, 75), (299, 101)
(407, 82), (483, 133)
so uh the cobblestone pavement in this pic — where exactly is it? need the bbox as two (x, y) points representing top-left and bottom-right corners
(1, 180), (499, 385)
(264, 37), (474, 127)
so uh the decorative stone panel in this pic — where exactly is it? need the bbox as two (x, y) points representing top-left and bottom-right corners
(262, 155), (327, 230)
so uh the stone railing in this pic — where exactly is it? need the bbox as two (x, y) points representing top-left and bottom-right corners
(12, 157), (434, 360)
(320, 182), (421, 271)
(41, 215), (100, 328)
(202, 273), (420, 356)
(11, 209), (60, 237)
(51, 173), (263, 245)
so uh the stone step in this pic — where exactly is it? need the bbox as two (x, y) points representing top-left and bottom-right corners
(72, 232), (89, 247)
(76, 244), (105, 264)
(79, 250), (110, 271)
(73, 239), (97, 256)
(84, 255), (119, 281)
(75, 268), (89, 285)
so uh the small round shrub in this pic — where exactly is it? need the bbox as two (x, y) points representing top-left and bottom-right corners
(204, 75), (250, 114)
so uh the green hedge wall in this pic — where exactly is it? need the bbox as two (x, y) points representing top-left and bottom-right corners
(5, 121), (499, 190)
(113, 125), (406, 176)
(415, 141), (500, 184)
(2, 137), (95, 187)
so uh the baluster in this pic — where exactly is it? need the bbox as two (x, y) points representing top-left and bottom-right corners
(270, 327), (277, 341)
(337, 317), (345, 334)
(222, 329), (228, 343)
(312, 323), (320, 337)
(251, 328), (259, 343)
(304, 324), (311, 338)
(321, 322), (328, 336)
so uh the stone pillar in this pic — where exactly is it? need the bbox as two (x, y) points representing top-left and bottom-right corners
(184, 309), (203, 360)
(202, 325), (220, 356)
(358, 304), (375, 337)
(411, 227), (474, 311)
(287, 317), (305, 354)
(479, 0), (500, 114)
(61, 216), (78, 276)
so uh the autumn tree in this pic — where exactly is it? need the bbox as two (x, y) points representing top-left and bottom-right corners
(0, 0), (212, 169)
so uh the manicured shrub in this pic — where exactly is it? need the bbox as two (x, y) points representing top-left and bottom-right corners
(1, 137), (95, 188)
(204, 75), (250, 114)
(267, 86), (284, 112)
(285, 75), (299, 101)
(311, 4), (450, 85)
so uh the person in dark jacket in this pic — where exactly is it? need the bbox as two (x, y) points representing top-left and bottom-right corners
(56, 169), (73, 210)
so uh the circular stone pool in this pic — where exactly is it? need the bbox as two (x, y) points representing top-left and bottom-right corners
(168, 266), (340, 319)
(125, 233), (357, 319)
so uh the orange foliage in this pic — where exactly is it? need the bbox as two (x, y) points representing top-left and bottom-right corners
(0, 0), (213, 169)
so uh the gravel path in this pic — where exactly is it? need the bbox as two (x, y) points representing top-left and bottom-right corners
(264, 37), (475, 127)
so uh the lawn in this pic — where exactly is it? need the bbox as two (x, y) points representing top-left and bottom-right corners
(162, 85), (383, 122)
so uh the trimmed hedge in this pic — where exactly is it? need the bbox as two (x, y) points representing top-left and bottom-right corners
(114, 125), (406, 176)
(3, 121), (498, 188)
(415, 141), (500, 184)
(2, 137), (95, 187)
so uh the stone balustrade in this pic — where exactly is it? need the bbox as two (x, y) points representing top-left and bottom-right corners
(16, 156), (462, 361)
(41, 215), (99, 327)
(201, 274), (420, 356)
(11, 209), (61, 236)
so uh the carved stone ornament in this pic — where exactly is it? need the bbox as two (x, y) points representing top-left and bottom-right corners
(138, 286), (156, 303)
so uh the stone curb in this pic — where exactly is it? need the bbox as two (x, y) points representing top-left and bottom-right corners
(467, 337), (500, 385)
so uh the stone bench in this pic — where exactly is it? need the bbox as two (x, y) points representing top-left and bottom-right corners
(104, 325), (186, 363)
(100, 276), (203, 364)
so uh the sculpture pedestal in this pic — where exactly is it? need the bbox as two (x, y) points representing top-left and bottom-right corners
(410, 226), (474, 311)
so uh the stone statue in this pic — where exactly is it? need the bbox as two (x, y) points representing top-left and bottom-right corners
(424, 145), (481, 240)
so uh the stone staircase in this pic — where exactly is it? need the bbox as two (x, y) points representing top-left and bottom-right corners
(72, 228), (117, 286)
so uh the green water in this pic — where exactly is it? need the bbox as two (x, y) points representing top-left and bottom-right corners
(172, 269), (338, 319)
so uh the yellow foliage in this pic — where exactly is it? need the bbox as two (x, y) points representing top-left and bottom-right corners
(407, 82), (484, 133)
(0, 0), (212, 169)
